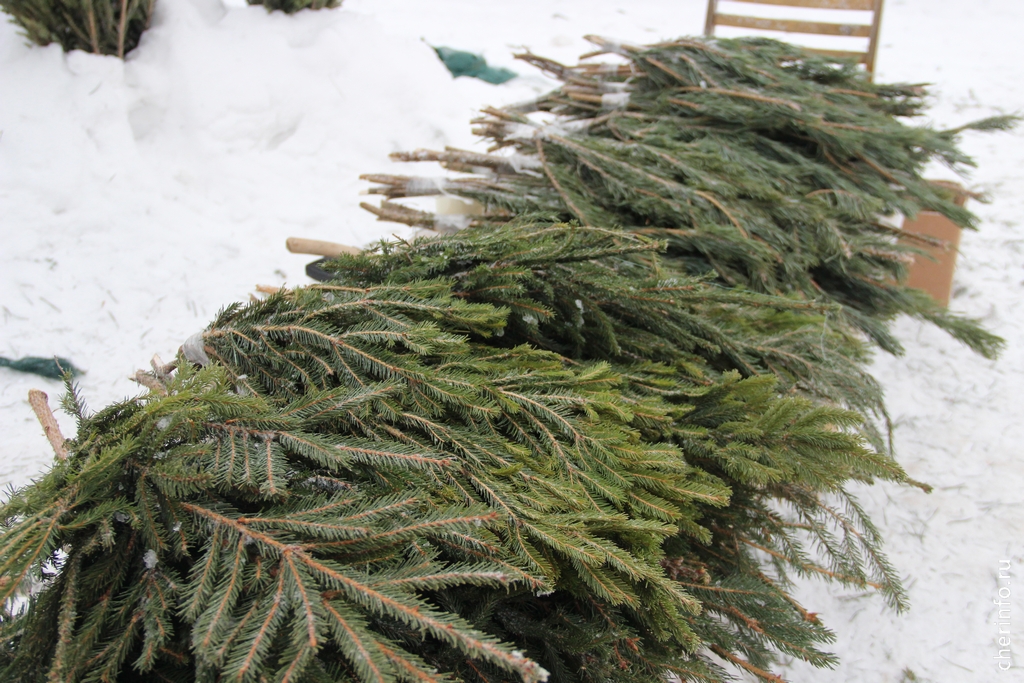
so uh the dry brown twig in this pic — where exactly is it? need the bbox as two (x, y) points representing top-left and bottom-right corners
(28, 389), (68, 460)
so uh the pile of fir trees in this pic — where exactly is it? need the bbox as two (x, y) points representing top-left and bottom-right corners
(362, 35), (1012, 359)
(0, 37), (1009, 683)
(1, 225), (907, 683)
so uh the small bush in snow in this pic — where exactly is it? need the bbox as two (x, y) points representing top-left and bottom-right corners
(0, 0), (156, 58)
(248, 0), (340, 13)
(0, 0), (155, 57)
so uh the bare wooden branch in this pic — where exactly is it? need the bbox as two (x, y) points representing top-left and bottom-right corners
(256, 284), (283, 294)
(286, 238), (362, 258)
(388, 147), (529, 175)
(132, 370), (168, 396)
(117, 0), (129, 58)
(150, 353), (176, 378)
(28, 389), (68, 460)
(360, 200), (435, 228)
(85, 1), (100, 54)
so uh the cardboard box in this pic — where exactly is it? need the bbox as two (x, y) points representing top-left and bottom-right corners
(900, 182), (969, 307)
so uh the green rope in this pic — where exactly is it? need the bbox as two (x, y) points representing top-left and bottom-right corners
(0, 356), (81, 380)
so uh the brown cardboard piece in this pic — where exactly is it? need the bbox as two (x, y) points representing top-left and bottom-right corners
(899, 182), (969, 307)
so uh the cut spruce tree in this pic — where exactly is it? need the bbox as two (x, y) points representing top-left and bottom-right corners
(361, 35), (1012, 359)
(312, 222), (917, 680)
(4, 224), (912, 683)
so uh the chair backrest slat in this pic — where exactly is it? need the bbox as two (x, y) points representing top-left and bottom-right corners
(727, 0), (875, 9)
(704, 0), (884, 76)
(715, 14), (872, 38)
(803, 47), (869, 61)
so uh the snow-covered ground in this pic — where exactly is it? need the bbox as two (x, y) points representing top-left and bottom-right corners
(1, 0), (1021, 680)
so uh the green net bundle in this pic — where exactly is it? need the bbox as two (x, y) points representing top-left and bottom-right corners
(0, 356), (80, 380)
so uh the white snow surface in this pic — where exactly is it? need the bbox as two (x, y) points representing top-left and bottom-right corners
(1, 0), (1022, 680)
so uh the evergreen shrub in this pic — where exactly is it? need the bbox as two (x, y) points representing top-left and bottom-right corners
(0, 0), (155, 57)
(248, 0), (340, 13)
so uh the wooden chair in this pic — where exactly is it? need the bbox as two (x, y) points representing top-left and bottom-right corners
(704, 0), (885, 77)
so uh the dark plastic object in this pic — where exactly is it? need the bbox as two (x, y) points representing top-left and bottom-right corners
(306, 258), (336, 282)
